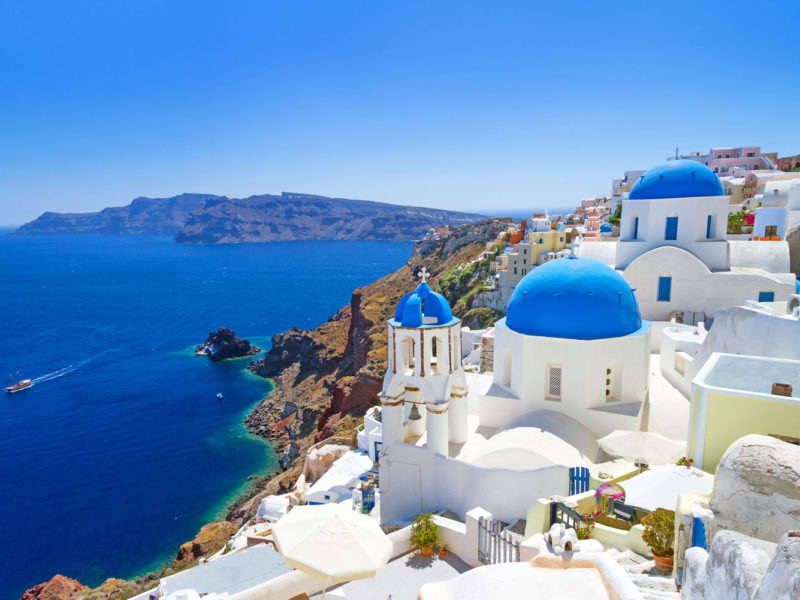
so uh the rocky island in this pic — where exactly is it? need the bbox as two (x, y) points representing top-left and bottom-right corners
(15, 192), (484, 243)
(14, 193), (218, 235)
(196, 327), (261, 361)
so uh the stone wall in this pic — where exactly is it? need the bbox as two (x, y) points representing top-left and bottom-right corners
(479, 331), (494, 374)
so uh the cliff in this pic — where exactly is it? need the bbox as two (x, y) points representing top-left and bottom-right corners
(238, 217), (510, 515)
(15, 194), (217, 235)
(175, 192), (484, 243)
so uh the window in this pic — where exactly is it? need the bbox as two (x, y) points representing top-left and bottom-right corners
(559, 236), (564, 242)
(758, 291), (775, 303)
(546, 364), (562, 400)
(706, 215), (713, 239)
(725, 153), (730, 158)
(503, 350), (512, 386)
(514, 267), (517, 275)
(632, 216), (639, 240)
(523, 259), (526, 265)
(747, 152), (754, 157)
(523, 249), (527, 254)
(430, 337), (441, 375)
(754, 164), (760, 170)
(657, 276), (672, 302)
(605, 363), (621, 402)
(401, 338), (416, 373)
(765, 225), (777, 238)
(665, 216), (678, 240)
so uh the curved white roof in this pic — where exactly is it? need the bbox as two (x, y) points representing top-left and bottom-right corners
(472, 410), (598, 470)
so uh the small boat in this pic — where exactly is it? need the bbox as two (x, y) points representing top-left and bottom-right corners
(216, 392), (224, 400)
(5, 379), (33, 394)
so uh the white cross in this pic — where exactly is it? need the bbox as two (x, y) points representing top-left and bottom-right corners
(417, 267), (430, 284)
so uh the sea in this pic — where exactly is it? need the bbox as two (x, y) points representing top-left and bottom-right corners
(0, 231), (412, 600)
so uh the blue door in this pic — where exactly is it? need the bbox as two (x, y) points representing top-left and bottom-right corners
(658, 276), (672, 302)
(665, 216), (678, 240)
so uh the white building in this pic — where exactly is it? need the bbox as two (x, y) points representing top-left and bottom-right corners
(578, 159), (797, 321)
(481, 256), (650, 438)
(379, 260), (652, 523)
(379, 268), (469, 457)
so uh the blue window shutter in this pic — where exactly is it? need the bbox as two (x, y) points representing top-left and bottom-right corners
(758, 291), (774, 302)
(706, 215), (713, 239)
(633, 217), (639, 240)
(665, 216), (678, 240)
(658, 276), (672, 301)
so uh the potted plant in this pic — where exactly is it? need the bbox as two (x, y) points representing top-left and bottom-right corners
(641, 508), (676, 571)
(438, 544), (448, 557)
(410, 512), (440, 557)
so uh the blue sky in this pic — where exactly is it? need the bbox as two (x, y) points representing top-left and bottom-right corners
(2, 0), (799, 224)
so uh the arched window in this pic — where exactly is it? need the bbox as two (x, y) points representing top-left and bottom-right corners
(430, 336), (442, 375)
(401, 338), (416, 374)
(503, 350), (512, 387)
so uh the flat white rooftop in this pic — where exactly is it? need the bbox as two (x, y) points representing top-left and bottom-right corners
(700, 353), (800, 399)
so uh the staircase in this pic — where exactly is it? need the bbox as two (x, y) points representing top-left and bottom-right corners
(607, 549), (680, 600)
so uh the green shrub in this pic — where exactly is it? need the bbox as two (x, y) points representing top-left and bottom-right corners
(641, 508), (675, 557)
(410, 512), (440, 552)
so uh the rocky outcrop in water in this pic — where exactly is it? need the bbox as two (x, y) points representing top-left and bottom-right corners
(196, 327), (261, 361)
(20, 575), (87, 600)
(15, 194), (217, 235)
(175, 521), (238, 567)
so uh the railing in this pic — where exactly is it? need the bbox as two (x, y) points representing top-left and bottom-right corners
(549, 501), (586, 531)
(478, 516), (520, 565)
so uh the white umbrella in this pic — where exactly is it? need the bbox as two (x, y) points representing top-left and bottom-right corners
(273, 503), (392, 598)
(598, 430), (685, 466)
(621, 466), (714, 512)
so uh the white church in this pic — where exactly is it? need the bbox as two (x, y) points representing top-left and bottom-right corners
(378, 262), (653, 523)
(578, 159), (797, 321)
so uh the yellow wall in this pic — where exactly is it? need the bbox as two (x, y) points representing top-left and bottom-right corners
(530, 231), (567, 264)
(703, 392), (800, 472)
(688, 388), (702, 460)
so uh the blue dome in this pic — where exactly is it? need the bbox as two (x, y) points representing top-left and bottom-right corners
(629, 160), (724, 200)
(600, 223), (613, 232)
(392, 282), (455, 328)
(505, 257), (643, 340)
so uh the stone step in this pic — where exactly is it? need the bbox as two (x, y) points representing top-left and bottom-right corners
(627, 572), (678, 592)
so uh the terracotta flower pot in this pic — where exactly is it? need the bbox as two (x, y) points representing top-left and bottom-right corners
(439, 548), (448, 557)
(652, 549), (674, 571)
(420, 546), (432, 556)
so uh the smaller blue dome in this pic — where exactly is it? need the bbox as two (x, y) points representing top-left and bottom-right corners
(392, 282), (455, 328)
(629, 160), (724, 200)
(505, 257), (644, 340)
(600, 223), (613, 232)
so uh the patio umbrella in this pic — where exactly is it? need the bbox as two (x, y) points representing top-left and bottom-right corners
(272, 503), (392, 598)
(621, 465), (714, 512)
(598, 430), (685, 466)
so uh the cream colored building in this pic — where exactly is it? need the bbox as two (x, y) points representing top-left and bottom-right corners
(496, 230), (569, 306)
(688, 352), (800, 472)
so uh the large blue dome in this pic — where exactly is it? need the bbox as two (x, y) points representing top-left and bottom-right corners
(392, 282), (455, 328)
(629, 160), (724, 200)
(505, 257), (644, 340)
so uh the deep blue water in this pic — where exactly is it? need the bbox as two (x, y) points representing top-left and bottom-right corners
(0, 232), (412, 600)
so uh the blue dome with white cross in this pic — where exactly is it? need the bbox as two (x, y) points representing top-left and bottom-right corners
(392, 281), (456, 328)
